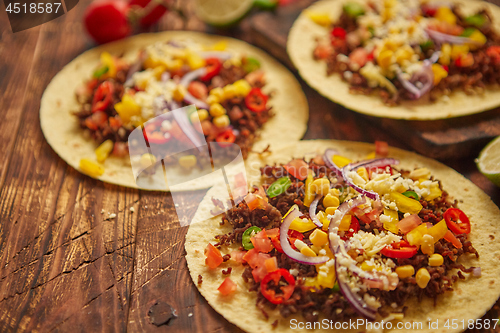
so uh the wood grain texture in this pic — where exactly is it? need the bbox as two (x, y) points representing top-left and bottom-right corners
(0, 0), (499, 332)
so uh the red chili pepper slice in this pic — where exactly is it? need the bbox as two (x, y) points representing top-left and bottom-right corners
(331, 27), (346, 39)
(341, 216), (359, 240)
(260, 268), (296, 304)
(201, 58), (222, 81)
(245, 87), (268, 113)
(380, 242), (418, 259)
(92, 81), (114, 113)
(443, 208), (471, 234)
(215, 129), (236, 147)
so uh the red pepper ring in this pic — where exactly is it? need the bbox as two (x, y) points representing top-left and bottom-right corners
(380, 242), (418, 259)
(444, 208), (471, 234)
(92, 81), (114, 113)
(260, 269), (296, 305)
(200, 58), (222, 82)
(245, 87), (268, 113)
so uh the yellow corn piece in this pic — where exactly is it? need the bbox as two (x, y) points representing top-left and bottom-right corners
(317, 211), (331, 231)
(395, 46), (413, 65)
(361, 261), (375, 271)
(389, 192), (423, 214)
(209, 103), (226, 117)
(143, 56), (161, 69)
(213, 115), (230, 128)
(179, 155), (197, 168)
(325, 207), (337, 217)
(233, 79), (252, 96)
(431, 64), (448, 86)
(114, 94), (141, 124)
(317, 269), (336, 288)
(95, 140), (114, 163)
(80, 158), (104, 177)
(173, 85), (187, 102)
(416, 267), (431, 288)
(192, 109), (209, 123)
(468, 30), (487, 50)
(420, 234), (435, 255)
(429, 253), (444, 266)
(209, 87), (224, 99)
(187, 52), (205, 70)
(377, 49), (394, 70)
(301, 246), (317, 257)
(332, 155), (351, 168)
(383, 208), (399, 234)
(223, 84), (238, 100)
(310, 229), (328, 247)
(206, 95), (219, 105)
(306, 11), (331, 26)
(100, 52), (117, 78)
(303, 172), (315, 207)
(406, 224), (428, 246)
(311, 178), (330, 196)
(427, 220), (448, 243)
(450, 44), (469, 61)
(435, 7), (456, 25)
(323, 193), (339, 208)
(290, 217), (317, 233)
(439, 44), (452, 66)
(395, 265), (415, 279)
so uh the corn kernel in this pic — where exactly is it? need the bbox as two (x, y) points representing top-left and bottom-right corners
(197, 109), (209, 122)
(429, 253), (444, 266)
(306, 11), (331, 26)
(310, 229), (328, 247)
(378, 49), (394, 69)
(395, 46), (413, 65)
(80, 158), (105, 177)
(361, 262), (375, 271)
(213, 115), (230, 128)
(325, 207), (337, 216)
(209, 103), (226, 117)
(421, 234), (435, 255)
(233, 79), (252, 96)
(95, 139), (114, 163)
(223, 84), (238, 100)
(329, 188), (340, 197)
(209, 87), (224, 99)
(165, 59), (183, 71)
(310, 245), (322, 254)
(435, 7), (456, 25)
(300, 246), (317, 257)
(187, 52), (205, 70)
(206, 95), (219, 105)
(179, 155), (197, 168)
(311, 178), (330, 196)
(356, 167), (369, 182)
(152, 65), (166, 80)
(439, 44), (452, 66)
(416, 268), (431, 288)
(332, 155), (351, 168)
(323, 193), (339, 208)
(395, 265), (415, 279)
(140, 153), (157, 169)
(173, 85), (186, 102)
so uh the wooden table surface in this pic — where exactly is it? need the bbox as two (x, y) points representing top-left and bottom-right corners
(1, 0), (499, 332)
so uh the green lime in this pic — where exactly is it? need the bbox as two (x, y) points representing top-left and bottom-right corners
(194, 0), (254, 27)
(254, 0), (278, 10)
(476, 136), (500, 187)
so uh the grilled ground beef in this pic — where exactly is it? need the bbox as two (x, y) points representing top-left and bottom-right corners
(217, 161), (479, 323)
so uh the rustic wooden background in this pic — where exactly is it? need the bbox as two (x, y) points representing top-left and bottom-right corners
(0, 0), (499, 332)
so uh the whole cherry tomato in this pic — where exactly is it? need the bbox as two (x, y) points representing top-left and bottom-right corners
(84, 0), (132, 44)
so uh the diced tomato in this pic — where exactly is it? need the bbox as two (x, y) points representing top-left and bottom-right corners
(283, 159), (308, 180)
(205, 243), (223, 269)
(375, 141), (389, 157)
(444, 230), (463, 249)
(251, 230), (273, 253)
(188, 81), (208, 100)
(455, 53), (474, 67)
(397, 214), (422, 234)
(252, 265), (268, 283)
(264, 257), (278, 273)
(421, 5), (437, 16)
(218, 277), (237, 295)
(487, 46), (500, 65)
(169, 120), (191, 144)
(267, 228), (284, 253)
(245, 192), (268, 211)
(380, 242), (418, 259)
(331, 27), (346, 39)
(230, 250), (247, 264)
(367, 165), (393, 179)
(243, 249), (271, 269)
(200, 58), (222, 82)
(313, 43), (333, 60)
(109, 116), (122, 130)
(112, 142), (128, 157)
(349, 48), (368, 68)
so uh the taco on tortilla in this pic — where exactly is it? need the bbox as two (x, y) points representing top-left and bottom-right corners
(287, 0), (500, 120)
(40, 31), (308, 190)
(186, 140), (500, 332)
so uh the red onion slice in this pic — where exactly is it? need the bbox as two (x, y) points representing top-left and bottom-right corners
(322, 149), (343, 177)
(342, 158), (400, 200)
(280, 206), (330, 265)
(472, 267), (481, 277)
(425, 28), (481, 46)
(309, 194), (324, 228)
(328, 196), (367, 253)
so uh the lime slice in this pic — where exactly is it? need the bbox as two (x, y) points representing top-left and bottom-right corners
(194, 0), (254, 27)
(476, 136), (500, 187)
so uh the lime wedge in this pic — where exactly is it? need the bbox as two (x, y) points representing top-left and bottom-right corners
(194, 0), (254, 27)
(476, 136), (500, 187)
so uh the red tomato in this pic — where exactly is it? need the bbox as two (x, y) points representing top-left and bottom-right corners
(251, 230), (273, 253)
(264, 257), (278, 273)
(375, 141), (389, 157)
(243, 249), (271, 269)
(205, 243), (223, 269)
(129, 0), (167, 27)
(245, 88), (268, 113)
(187, 81), (208, 100)
(201, 58), (222, 82)
(230, 250), (246, 264)
(218, 277), (237, 295)
(487, 46), (500, 65)
(109, 116), (122, 130)
(349, 48), (368, 68)
(313, 43), (333, 60)
(84, 0), (132, 44)
(266, 228), (283, 253)
(216, 129), (236, 147)
(283, 159), (308, 180)
(397, 214), (422, 234)
(112, 142), (128, 157)
(252, 265), (268, 283)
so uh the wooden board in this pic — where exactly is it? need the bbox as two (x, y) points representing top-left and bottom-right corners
(248, 0), (500, 160)
(0, 0), (499, 332)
